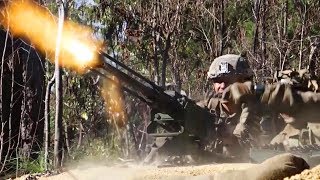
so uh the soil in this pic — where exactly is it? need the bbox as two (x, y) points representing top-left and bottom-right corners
(14, 162), (320, 180)
(15, 163), (254, 180)
(285, 165), (320, 180)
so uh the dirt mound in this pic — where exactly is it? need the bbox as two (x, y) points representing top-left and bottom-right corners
(136, 163), (254, 179)
(285, 165), (320, 180)
(15, 161), (318, 180)
(15, 163), (253, 180)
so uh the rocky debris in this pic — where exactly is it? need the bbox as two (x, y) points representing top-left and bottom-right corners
(285, 165), (320, 180)
(11, 172), (52, 180)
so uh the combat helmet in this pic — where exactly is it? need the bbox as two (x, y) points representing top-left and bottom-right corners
(207, 54), (253, 81)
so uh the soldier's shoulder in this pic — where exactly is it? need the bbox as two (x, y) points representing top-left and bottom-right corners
(196, 97), (220, 110)
(196, 100), (207, 108)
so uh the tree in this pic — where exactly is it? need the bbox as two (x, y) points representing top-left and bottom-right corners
(0, 31), (45, 175)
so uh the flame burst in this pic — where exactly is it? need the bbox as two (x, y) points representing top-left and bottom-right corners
(0, 1), (126, 127)
(0, 0), (102, 72)
(101, 77), (127, 128)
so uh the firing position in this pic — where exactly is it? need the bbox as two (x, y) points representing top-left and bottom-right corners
(197, 54), (264, 161)
(223, 65), (320, 163)
(199, 53), (320, 162)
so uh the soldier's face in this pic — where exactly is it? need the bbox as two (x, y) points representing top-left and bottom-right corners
(213, 81), (227, 94)
(212, 77), (245, 94)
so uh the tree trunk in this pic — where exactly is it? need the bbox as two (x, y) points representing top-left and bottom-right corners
(152, 5), (160, 85)
(170, 48), (181, 92)
(0, 30), (9, 172)
(308, 38), (320, 71)
(160, 33), (171, 88)
(219, 0), (225, 56)
(253, 0), (261, 58)
(0, 30), (26, 174)
(20, 43), (45, 159)
(44, 75), (55, 171)
(54, 0), (65, 169)
(298, 3), (307, 70)
(260, 0), (267, 76)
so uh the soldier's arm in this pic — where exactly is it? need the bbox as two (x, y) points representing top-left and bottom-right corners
(221, 82), (262, 140)
(224, 82), (320, 110)
(261, 83), (320, 123)
(225, 82), (320, 122)
(261, 83), (320, 112)
(297, 91), (320, 104)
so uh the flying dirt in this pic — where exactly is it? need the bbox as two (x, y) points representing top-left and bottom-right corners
(15, 154), (320, 180)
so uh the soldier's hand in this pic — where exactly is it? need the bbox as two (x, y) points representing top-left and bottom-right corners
(261, 83), (295, 108)
(222, 81), (254, 105)
(233, 123), (249, 139)
(262, 83), (320, 122)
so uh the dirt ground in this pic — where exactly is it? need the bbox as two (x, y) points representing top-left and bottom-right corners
(14, 162), (320, 180)
(284, 165), (320, 180)
(13, 157), (320, 180)
(16, 163), (253, 180)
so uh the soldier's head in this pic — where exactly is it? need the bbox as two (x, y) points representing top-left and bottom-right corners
(207, 54), (253, 94)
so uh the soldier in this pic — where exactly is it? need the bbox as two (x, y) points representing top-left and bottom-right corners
(224, 72), (320, 151)
(198, 54), (262, 161)
(265, 69), (320, 148)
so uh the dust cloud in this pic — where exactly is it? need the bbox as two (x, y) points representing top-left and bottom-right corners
(18, 162), (254, 180)
(15, 158), (320, 180)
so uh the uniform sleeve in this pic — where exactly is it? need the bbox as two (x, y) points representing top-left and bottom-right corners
(261, 83), (320, 122)
(261, 83), (320, 108)
(261, 83), (295, 110)
(196, 98), (220, 111)
(297, 91), (320, 104)
(220, 81), (261, 135)
(196, 100), (207, 108)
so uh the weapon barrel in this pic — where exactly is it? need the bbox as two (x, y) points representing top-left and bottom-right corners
(90, 51), (216, 141)
(90, 68), (150, 104)
(95, 52), (182, 113)
(100, 52), (158, 89)
(88, 51), (218, 143)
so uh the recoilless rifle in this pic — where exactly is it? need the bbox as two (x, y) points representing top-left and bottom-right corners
(88, 51), (223, 164)
(87, 52), (320, 166)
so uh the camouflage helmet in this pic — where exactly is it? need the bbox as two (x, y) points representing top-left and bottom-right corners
(207, 54), (253, 81)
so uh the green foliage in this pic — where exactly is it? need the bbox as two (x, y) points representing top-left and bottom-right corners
(68, 138), (121, 165)
(310, 24), (320, 35)
(242, 20), (255, 39)
(16, 152), (46, 174)
(19, 159), (45, 174)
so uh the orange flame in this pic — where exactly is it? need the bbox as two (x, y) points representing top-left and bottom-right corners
(0, 0), (102, 73)
(101, 77), (127, 128)
(0, 1), (127, 127)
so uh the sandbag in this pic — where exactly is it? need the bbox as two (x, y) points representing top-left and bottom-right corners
(213, 153), (309, 180)
(171, 154), (309, 180)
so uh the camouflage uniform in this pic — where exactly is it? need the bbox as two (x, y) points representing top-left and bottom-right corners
(261, 81), (320, 148)
(226, 71), (320, 149)
(199, 54), (262, 161)
(256, 69), (319, 148)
